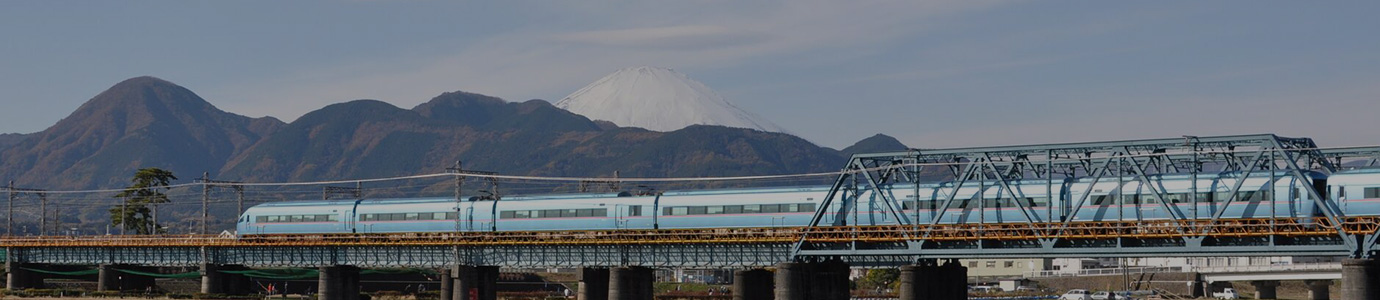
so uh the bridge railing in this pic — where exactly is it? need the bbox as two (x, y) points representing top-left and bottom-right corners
(1026, 266), (1185, 278)
(1192, 262), (1341, 273)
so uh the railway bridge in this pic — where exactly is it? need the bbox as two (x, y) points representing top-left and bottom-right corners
(4, 134), (1380, 300)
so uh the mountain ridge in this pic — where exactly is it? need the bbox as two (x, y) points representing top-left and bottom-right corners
(1, 76), (904, 190)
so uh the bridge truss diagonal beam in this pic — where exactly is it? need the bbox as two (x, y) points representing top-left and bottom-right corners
(793, 134), (1380, 261)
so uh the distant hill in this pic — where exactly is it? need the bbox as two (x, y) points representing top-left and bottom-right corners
(220, 92), (847, 183)
(0, 77), (283, 189)
(839, 134), (909, 158)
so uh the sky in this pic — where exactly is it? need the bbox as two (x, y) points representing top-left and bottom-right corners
(1, 1), (1378, 149)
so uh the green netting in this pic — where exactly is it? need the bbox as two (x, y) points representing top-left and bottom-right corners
(20, 267), (99, 276)
(116, 268), (202, 279)
(361, 268), (438, 275)
(219, 268), (320, 280)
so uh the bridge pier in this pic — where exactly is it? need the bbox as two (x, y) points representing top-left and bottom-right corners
(200, 264), (250, 295)
(98, 264), (155, 291)
(898, 259), (968, 300)
(1343, 258), (1378, 300)
(440, 268), (453, 300)
(1306, 279), (1332, 300)
(318, 265), (360, 300)
(775, 259), (851, 300)
(1251, 280), (1279, 300)
(733, 268), (774, 300)
(579, 267), (610, 300)
(610, 266), (654, 300)
(450, 265), (499, 300)
(5, 262), (45, 289)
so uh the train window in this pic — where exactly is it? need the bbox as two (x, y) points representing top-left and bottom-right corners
(707, 206), (724, 214)
(688, 206), (708, 215)
(761, 204), (780, 213)
(1366, 187), (1380, 198)
(1195, 193), (1213, 202)
(743, 205), (761, 213)
(255, 216), (267, 222)
(629, 206), (642, 216)
(1162, 193), (1185, 203)
(514, 211), (530, 218)
(672, 207), (688, 215)
(798, 203), (815, 212)
(724, 205), (743, 214)
(1092, 195), (1110, 205)
(500, 211), (516, 219)
(445, 212), (458, 220)
(594, 209), (608, 217)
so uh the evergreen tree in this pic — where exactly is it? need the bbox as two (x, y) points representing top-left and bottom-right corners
(110, 168), (177, 234)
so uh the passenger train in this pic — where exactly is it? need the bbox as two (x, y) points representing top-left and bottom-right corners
(236, 169), (1380, 235)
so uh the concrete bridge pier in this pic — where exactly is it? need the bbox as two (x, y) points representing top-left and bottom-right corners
(1306, 279), (1332, 300)
(732, 268), (774, 300)
(1251, 280), (1279, 300)
(440, 268), (454, 300)
(899, 259), (968, 300)
(1343, 258), (1378, 300)
(5, 262), (45, 289)
(579, 267), (610, 300)
(775, 259), (851, 300)
(318, 265), (360, 300)
(450, 265), (499, 300)
(200, 264), (250, 295)
(609, 266), (654, 300)
(98, 264), (155, 291)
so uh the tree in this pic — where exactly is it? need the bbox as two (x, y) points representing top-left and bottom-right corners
(857, 268), (900, 291)
(111, 168), (177, 234)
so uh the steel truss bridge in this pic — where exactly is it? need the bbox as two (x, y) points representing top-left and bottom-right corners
(3, 134), (1380, 269)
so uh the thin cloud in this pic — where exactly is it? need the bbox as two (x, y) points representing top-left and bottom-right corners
(556, 25), (770, 50)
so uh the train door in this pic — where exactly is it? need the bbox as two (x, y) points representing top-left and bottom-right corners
(344, 209), (355, 233)
(1313, 178), (1330, 217)
(465, 204), (476, 232)
(615, 204), (651, 229)
(614, 205), (628, 229)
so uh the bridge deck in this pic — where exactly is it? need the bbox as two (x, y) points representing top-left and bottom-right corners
(3, 216), (1376, 248)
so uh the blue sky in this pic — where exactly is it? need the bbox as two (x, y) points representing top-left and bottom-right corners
(2, 1), (1377, 149)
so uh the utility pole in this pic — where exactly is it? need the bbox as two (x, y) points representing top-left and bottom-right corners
(446, 162), (499, 231)
(7, 180), (13, 236)
(202, 172), (209, 235)
(449, 161), (463, 232)
(197, 174), (244, 235)
(120, 195), (127, 235)
(5, 182), (46, 236)
(39, 193), (46, 236)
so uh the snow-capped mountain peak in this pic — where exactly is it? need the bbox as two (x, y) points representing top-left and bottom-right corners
(555, 66), (787, 133)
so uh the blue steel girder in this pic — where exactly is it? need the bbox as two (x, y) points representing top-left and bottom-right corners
(794, 134), (1372, 261)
